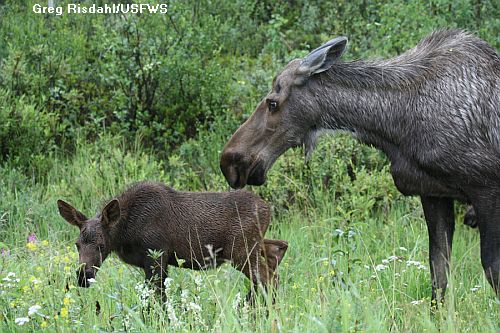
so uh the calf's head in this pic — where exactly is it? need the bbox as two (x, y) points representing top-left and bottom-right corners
(220, 37), (348, 188)
(57, 199), (121, 287)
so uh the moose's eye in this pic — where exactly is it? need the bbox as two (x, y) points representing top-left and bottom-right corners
(267, 99), (278, 112)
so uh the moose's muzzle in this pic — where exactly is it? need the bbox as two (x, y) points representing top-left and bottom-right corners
(77, 267), (95, 288)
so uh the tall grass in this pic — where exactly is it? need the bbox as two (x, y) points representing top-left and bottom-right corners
(0, 128), (498, 332)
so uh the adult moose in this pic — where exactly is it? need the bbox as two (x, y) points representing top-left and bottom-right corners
(220, 29), (500, 302)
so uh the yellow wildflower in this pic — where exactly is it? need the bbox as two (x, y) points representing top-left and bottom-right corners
(41, 320), (48, 328)
(41, 240), (49, 247)
(26, 242), (37, 251)
(22, 286), (30, 293)
(60, 307), (68, 318)
(63, 297), (71, 306)
(10, 301), (16, 308)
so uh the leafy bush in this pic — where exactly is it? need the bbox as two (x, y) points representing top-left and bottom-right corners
(0, 90), (58, 173)
(0, 0), (498, 174)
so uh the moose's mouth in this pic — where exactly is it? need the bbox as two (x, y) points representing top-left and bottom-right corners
(77, 268), (96, 288)
(246, 161), (267, 186)
(222, 158), (267, 189)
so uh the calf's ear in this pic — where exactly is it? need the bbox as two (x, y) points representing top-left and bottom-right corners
(57, 200), (87, 228)
(101, 199), (121, 228)
(296, 36), (348, 77)
(262, 239), (289, 271)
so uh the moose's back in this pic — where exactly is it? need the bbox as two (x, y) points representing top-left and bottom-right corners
(115, 181), (270, 268)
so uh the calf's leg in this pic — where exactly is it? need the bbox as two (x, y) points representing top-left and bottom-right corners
(144, 256), (169, 299)
(420, 196), (455, 304)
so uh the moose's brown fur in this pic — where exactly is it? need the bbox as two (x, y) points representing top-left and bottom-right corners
(57, 181), (288, 300)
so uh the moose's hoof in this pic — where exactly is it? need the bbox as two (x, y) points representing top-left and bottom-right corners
(463, 206), (478, 228)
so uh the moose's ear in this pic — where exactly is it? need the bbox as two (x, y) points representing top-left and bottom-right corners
(262, 239), (289, 271)
(296, 37), (348, 77)
(101, 199), (121, 228)
(57, 200), (87, 228)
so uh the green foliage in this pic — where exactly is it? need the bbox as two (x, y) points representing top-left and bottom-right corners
(1, 0), (498, 173)
(0, 90), (58, 173)
(0, 1), (499, 331)
(0, 137), (498, 332)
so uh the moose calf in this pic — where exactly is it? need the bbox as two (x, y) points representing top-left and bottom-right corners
(57, 181), (288, 301)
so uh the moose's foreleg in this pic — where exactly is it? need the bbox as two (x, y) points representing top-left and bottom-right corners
(421, 196), (455, 304)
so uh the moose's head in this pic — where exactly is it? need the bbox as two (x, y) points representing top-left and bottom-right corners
(220, 37), (348, 188)
(57, 199), (121, 287)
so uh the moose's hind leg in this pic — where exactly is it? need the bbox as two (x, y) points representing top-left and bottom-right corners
(472, 194), (500, 295)
(463, 206), (478, 228)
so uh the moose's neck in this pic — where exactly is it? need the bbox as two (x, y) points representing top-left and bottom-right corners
(312, 60), (421, 149)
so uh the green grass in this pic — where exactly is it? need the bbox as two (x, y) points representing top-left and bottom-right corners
(0, 135), (498, 332)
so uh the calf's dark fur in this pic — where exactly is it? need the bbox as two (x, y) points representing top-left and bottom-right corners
(57, 181), (288, 300)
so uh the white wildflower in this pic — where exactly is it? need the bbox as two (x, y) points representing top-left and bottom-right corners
(2, 272), (15, 282)
(399, 247), (408, 252)
(180, 289), (189, 307)
(406, 260), (427, 270)
(470, 285), (481, 292)
(15, 317), (29, 326)
(333, 229), (344, 237)
(232, 292), (242, 310)
(135, 282), (155, 307)
(164, 278), (174, 292)
(188, 302), (201, 313)
(375, 264), (388, 271)
(387, 255), (400, 262)
(165, 301), (180, 329)
(86, 278), (96, 284)
(410, 299), (424, 305)
(381, 259), (390, 264)
(194, 275), (203, 292)
(28, 305), (41, 316)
